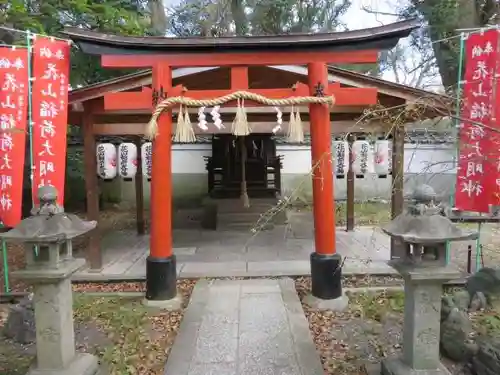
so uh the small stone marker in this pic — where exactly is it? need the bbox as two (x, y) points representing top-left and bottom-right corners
(378, 185), (477, 375)
(1, 186), (100, 375)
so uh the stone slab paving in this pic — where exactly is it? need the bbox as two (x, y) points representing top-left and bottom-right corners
(73, 226), (396, 280)
(164, 278), (323, 375)
(74, 224), (488, 281)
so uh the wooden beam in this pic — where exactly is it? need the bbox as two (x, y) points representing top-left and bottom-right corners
(134, 136), (145, 235)
(346, 133), (355, 231)
(104, 84), (377, 111)
(82, 105), (102, 270)
(231, 66), (249, 89)
(390, 124), (405, 260)
(101, 50), (379, 68)
(92, 120), (386, 136)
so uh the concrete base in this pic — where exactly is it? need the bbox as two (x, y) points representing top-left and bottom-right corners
(142, 294), (183, 310)
(27, 353), (99, 375)
(380, 357), (452, 375)
(302, 292), (349, 311)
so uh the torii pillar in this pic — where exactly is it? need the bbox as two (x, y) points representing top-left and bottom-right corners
(144, 64), (179, 306)
(306, 62), (346, 308)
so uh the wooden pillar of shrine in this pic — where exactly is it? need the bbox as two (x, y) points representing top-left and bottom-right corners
(390, 124), (405, 259)
(82, 103), (102, 270)
(346, 133), (355, 231)
(307, 62), (342, 300)
(134, 136), (145, 235)
(145, 64), (177, 302)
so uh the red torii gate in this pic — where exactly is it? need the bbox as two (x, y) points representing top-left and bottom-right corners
(63, 20), (418, 304)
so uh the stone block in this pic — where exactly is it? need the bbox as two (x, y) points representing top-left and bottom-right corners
(3, 295), (36, 344)
(27, 352), (99, 375)
(402, 282), (442, 370)
(302, 293), (349, 311)
(33, 278), (76, 370)
(381, 357), (452, 375)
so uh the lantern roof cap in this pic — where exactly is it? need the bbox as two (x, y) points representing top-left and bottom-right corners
(0, 186), (96, 244)
(61, 19), (419, 56)
(381, 185), (478, 244)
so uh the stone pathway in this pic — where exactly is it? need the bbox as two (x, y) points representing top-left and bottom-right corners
(74, 226), (394, 280)
(165, 278), (323, 375)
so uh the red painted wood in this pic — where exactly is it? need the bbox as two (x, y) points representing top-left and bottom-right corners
(150, 64), (173, 258)
(101, 50), (379, 68)
(104, 84), (377, 111)
(231, 67), (249, 89)
(308, 62), (336, 255)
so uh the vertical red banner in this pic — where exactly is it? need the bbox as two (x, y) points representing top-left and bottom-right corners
(31, 37), (70, 206)
(490, 30), (500, 207)
(455, 30), (499, 213)
(0, 48), (29, 227)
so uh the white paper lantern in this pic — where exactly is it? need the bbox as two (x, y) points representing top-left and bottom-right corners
(333, 141), (349, 176)
(96, 143), (117, 180)
(141, 142), (153, 181)
(118, 142), (138, 180)
(374, 140), (390, 175)
(352, 140), (370, 175)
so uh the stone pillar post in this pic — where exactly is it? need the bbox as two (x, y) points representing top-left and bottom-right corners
(381, 265), (461, 375)
(13, 258), (99, 375)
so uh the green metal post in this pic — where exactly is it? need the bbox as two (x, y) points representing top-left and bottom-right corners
(446, 33), (466, 265)
(26, 31), (38, 257)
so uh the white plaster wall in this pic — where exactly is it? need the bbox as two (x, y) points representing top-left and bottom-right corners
(118, 142), (458, 206)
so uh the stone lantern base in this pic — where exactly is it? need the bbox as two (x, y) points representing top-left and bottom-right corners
(377, 263), (461, 375)
(380, 357), (451, 375)
(12, 258), (101, 375)
(27, 353), (99, 375)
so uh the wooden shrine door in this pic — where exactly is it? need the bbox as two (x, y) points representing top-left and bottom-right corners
(207, 134), (280, 198)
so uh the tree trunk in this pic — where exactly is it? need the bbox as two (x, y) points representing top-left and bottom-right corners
(413, 0), (489, 92)
(231, 0), (248, 35)
(149, 0), (167, 36)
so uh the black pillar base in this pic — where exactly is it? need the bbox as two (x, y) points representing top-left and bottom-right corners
(310, 252), (342, 300)
(145, 255), (177, 301)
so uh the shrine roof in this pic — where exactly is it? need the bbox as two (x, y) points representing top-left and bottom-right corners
(62, 19), (419, 55)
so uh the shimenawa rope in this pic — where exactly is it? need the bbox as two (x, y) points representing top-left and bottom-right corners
(145, 90), (335, 142)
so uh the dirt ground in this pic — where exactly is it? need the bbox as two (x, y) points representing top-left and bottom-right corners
(0, 279), (195, 375)
(295, 278), (500, 375)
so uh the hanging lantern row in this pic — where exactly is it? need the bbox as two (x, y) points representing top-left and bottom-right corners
(95, 140), (391, 180)
(96, 143), (153, 181)
(333, 140), (392, 177)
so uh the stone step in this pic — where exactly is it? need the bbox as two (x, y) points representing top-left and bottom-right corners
(217, 212), (265, 224)
(217, 221), (275, 231)
(215, 200), (279, 214)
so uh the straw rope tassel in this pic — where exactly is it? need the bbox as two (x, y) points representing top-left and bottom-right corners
(173, 105), (185, 142)
(240, 137), (250, 208)
(287, 106), (304, 143)
(232, 99), (251, 136)
(182, 106), (196, 142)
(173, 105), (196, 143)
(294, 108), (304, 143)
(287, 107), (296, 141)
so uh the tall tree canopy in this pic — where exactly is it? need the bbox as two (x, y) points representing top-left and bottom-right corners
(167, 0), (352, 37)
(402, 0), (499, 92)
(0, 0), (168, 85)
(166, 0), (381, 73)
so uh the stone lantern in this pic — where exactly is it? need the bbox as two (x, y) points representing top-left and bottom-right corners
(379, 185), (477, 375)
(1, 186), (100, 375)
